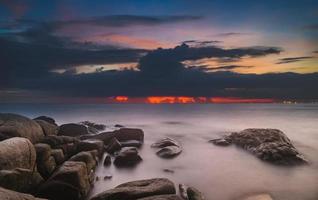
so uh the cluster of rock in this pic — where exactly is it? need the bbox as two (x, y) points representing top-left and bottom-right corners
(90, 178), (204, 200)
(0, 113), (144, 200)
(151, 138), (182, 158)
(210, 128), (308, 165)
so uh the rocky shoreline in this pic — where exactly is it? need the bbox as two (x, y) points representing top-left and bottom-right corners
(0, 113), (308, 200)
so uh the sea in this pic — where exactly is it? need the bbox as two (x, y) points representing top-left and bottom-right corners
(1, 103), (317, 200)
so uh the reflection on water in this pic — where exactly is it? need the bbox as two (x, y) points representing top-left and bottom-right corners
(1, 103), (318, 200)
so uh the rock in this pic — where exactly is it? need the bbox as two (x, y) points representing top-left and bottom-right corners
(0, 113), (44, 143)
(0, 168), (43, 193)
(51, 149), (65, 165)
(103, 175), (112, 180)
(114, 147), (142, 167)
(156, 146), (182, 158)
(105, 137), (122, 154)
(80, 131), (115, 144)
(33, 116), (57, 126)
(213, 129), (308, 165)
(103, 155), (111, 166)
(34, 120), (58, 136)
(138, 195), (183, 200)
(38, 161), (90, 200)
(187, 187), (205, 200)
(151, 138), (180, 148)
(114, 124), (124, 128)
(40, 135), (79, 149)
(80, 121), (106, 132)
(121, 140), (143, 148)
(209, 138), (231, 146)
(77, 139), (104, 157)
(0, 132), (10, 141)
(69, 152), (97, 173)
(0, 186), (47, 200)
(241, 193), (273, 200)
(179, 184), (188, 200)
(34, 143), (56, 178)
(90, 178), (176, 200)
(58, 123), (89, 137)
(163, 169), (174, 173)
(0, 137), (36, 170)
(114, 128), (144, 143)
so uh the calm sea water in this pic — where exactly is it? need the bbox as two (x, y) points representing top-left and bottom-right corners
(1, 103), (318, 200)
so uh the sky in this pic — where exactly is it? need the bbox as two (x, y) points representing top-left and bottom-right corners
(0, 0), (318, 103)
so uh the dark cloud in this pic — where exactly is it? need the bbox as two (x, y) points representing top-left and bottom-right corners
(302, 24), (318, 30)
(182, 40), (222, 47)
(215, 32), (251, 37)
(209, 65), (254, 71)
(276, 56), (314, 64)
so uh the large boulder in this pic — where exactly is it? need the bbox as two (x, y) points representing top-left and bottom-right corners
(0, 187), (47, 200)
(138, 195), (183, 200)
(33, 116), (57, 126)
(58, 123), (89, 137)
(40, 135), (79, 148)
(0, 137), (36, 171)
(79, 121), (106, 133)
(37, 161), (90, 200)
(186, 187), (205, 200)
(114, 128), (144, 143)
(34, 143), (57, 179)
(212, 129), (308, 165)
(151, 138), (180, 148)
(80, 131), (115, 144)
(51, 149), (65, 165)
(91, 178), (176, 200)
(114, 147), (142, 167)
(69, 152), (97, 173)
(77, 139), (104, 157)
(0, 113), (44, 143)
(0, 168), (43, 193)
(105, 137), (122, 154)
(34, 120), (58, 136)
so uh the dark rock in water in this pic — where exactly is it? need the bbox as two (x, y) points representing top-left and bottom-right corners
(138, 194), (183, 200)
(0, 168), (43, 193)
(179, 184), (188, 200)
(187, 187), (205, 200)
(114, 128), (144, 143)
(114, 147), (142, 167)
(0, 113), (44, 143)
(58, 123), (89, 137)
(103, 175), (112, 180)
(38, 161), (90, 200)
(80, 131), (115, 144)
(0, 186), (47, 200)
(51, 149), (65, 165)
(121, 140), (143, 148)
(80, 121), (106, 132)
(34, 120), (58, 136)
(69, 151), (97, 173)
(163, 169), (175, 173)
(77, 139), (104, 157)
(114, 124), (125, 128)
(105, 138), (122, 154)
(156, 146), (182, 158)
(151, 138), (180, 148)
(90, 178), (176, 200)
(0, 137), (36, 171)
(33, 116), (57, 126)
(34, 143), (57, 178)
(209, 138), (231, 146)
(212, 128), (308, 165)
(103, 155), (111, 166)
(37, 180), (81, 200)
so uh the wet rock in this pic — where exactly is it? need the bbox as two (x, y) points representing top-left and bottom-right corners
(69, 151), (97, 173)
(0, 132), (10, 141)
(213, 129), (308, 165)
(90, 178), (176, 200)
(163, 169), (175, 173)
(0, 113), (44, 143)
(151, 138), (180, 148)
(138, 194), (183, 200)
(179, 184), (188, 200)
(114, 147), (142, 167)
(114, 128), (144, 143)
(33, 116), (57, 126)
(0, 186), (47, 200)
(103, 175), (112, 180)
(156, 146), (182, 158)
(80, 121), (106, 132)
(0, 168), (43, 193)
(80, 131), (115, 144)
(38, 161), (90, 200)
(241, 193), (273, 200)
(187, 187), (205, 200)
(77, 139), (104, 157)
(58, 123), (89, 137)
(114, 124), (125, 128)
(34, 120), (58, 136)
(40, 135), (78, 148)
(34, 143), (56, 178)
(51, 149), (65, 165)
(105, 137), (122, 154)
(0, 137), (36, 170)
(103, 155), (111, 166)
(209, 138), (231, 146)
(121, 140), (143, 148)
